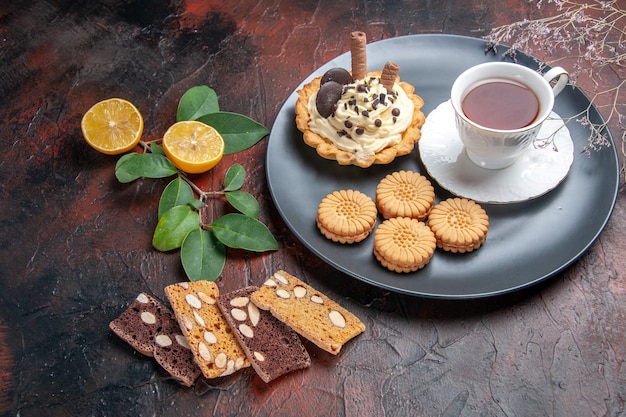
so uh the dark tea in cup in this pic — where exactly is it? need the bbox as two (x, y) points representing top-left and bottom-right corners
(450, 62), (568, 169)
(461, 80), (540, 130)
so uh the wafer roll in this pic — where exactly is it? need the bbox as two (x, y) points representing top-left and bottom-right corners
(381, 61), (400, 91)
(350, 31), (367, 80)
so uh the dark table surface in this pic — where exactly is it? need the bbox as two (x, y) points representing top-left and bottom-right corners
(1, 1), (625, 416)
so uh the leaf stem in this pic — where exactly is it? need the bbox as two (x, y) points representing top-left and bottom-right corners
(138, 140), (151, 153)
(178, 172), (226, 203)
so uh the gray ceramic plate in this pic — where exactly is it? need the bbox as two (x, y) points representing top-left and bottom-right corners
(265, 34), (619, 299)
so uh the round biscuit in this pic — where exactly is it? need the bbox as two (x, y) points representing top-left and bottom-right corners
(376, 170), (435, 220)
(373, 217), (436, 273)
(427, 198), (489, 253)
(316, 189), (377, 244)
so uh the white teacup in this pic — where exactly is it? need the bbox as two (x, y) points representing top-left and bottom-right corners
(450, 62), (568, 169)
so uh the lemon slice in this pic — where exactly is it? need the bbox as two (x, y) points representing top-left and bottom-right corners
(162, 121), (225, 174)
(81, 98), (144, 155)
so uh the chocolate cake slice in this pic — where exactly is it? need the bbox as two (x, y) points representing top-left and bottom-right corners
(109, 292), (201, 387)
(217, 286), (311, 383)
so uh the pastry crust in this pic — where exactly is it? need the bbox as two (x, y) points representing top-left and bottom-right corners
(295, 71), (426, 168)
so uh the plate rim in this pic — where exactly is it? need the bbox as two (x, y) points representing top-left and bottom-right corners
(265, 33), (620, 299)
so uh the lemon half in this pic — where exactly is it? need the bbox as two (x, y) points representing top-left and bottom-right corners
(162, 120), (225, 174)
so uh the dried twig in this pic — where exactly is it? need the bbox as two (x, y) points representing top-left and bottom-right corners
(485, 0), (625, 178)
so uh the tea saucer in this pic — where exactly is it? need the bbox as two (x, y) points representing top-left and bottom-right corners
(418, 100), (574, 204)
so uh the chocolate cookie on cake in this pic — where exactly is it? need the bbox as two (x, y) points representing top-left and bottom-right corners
(296, 31), (426, 168)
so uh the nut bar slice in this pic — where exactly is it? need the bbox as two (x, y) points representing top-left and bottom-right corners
(109, 293), (200, 387)
(165, 281), (249, 379)
(251, 270), (366, 355)
(217, 286), (311, 383)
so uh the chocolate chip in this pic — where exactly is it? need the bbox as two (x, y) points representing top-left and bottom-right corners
(356, 128), (364, 135)
(375, 119), (382, 127)
(321, 68), (354, 86)
(344, 120), (353, 128)
(316, 81), (343, 118)
(392, 108), (400, 116)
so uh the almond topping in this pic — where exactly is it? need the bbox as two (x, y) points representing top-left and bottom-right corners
(185, 293), (202, 309)
(235, 357), (246, 369)
(155, 334), (172, 347)
(230, 296), (249, 307)
(203, 331), (217, 344)
(231, 308), (247, 321)
(197, 291), (216, 305)
(140, 311), (156, 324)
(329, 310), (346, 328)
(136, 293), (149, 303)
(293, 285), (307, 298)
(175, 334), (191, 349)
(263, 278), (277, 287)
(177, 282), (189, 289)
(239, 323), (254, 338)
(193, 310), (206, 327)
(198, 342), (212, 361)
(215, 352), (227, 368)
(311, 295), (324, 304)
(221, 359), (235, 376)
(253, 351), (265, 362)
(274, 272), (289, 285)
(276, 289), (291, 299)
(182, 315), (194, 330)
(248, 302), (260, 326)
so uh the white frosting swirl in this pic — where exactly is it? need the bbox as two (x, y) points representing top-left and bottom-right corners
(307, 76), (414, 161)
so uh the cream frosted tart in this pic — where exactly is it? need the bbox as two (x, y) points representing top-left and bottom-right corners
(296, 70), (425, 168)
(295, 32), (425, 168)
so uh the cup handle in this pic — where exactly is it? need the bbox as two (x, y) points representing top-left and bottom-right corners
(543, 66), (569, 97)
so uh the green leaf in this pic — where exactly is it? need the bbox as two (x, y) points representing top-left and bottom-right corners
(152, 205), (200, 251)
(177, 86), (220, 122)
(210, 213), (278, 251)
(115, 153), (177, 183)
(189, 199), (203, 210)
(151, 142), (165, 155)
(196, 112), (270, 154)
(181, 229), (226, 282)
(158, 178), (195, 219)
(223, 163), (246, 191)
(226, 190), (260, 219)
